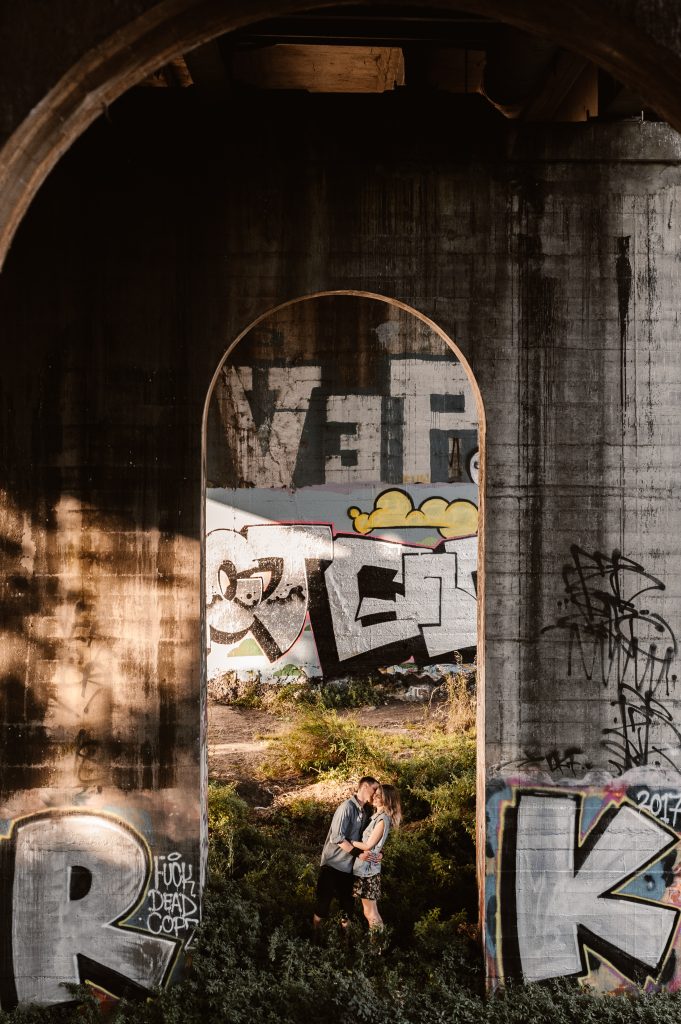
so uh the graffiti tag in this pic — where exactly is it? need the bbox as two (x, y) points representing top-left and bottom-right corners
(1, 811), (177, 1007)
(145, 852), (199, 938)
(634, 789), (681, 830)
(544, 547), (680, 773)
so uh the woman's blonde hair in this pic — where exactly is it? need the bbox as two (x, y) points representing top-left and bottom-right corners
(378, 784), (402, 828)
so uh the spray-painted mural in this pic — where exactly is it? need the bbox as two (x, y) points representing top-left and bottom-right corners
(487, 547), (681, 993)
(205, 295), (480, 687)
(0, 805), (194, 1006)
(3, 811), (180, 1004)
(487, 779), (681, 991)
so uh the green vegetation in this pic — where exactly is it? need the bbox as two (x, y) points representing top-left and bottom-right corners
(263, 707), (389, 778)
(8, 677), (681, 1021)
(212, 669), (390, 713)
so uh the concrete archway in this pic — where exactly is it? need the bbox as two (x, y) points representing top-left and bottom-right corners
(1, 0), (681, 1004)
(2, 0), (681, 267)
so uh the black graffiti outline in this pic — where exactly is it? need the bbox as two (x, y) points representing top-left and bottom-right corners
(207, 525), (477, 677)
(602, 684), (681, 775)
(508, 745), (592, 777)
(207, 528), (307, 661)
(309, 537), (477, 676)
(543, 546), (679, 773)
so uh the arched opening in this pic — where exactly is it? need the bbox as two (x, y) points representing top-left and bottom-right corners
(203, 287), (484, 965)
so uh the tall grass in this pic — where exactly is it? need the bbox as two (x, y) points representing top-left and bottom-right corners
(263, 706), (390, 778)
(437, 670), (477, 733)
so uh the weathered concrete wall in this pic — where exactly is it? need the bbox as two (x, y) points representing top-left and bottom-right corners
(0, 89), (681, 999)
(7, 1), (681, 291)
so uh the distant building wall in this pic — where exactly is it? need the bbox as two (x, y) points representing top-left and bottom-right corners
(0, 90), (680, 998)
(205, 294), (479, 688)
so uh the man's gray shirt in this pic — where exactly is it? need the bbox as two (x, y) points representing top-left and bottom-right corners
(319, 795), (366, 873)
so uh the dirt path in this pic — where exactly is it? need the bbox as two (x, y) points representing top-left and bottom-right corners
(207, 700), (434, 786)
(208, 707), (287, 782)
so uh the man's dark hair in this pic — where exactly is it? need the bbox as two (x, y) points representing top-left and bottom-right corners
(358, 776), (379, 787)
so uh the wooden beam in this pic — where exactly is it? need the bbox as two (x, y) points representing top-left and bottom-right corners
(231, 43), (405, 93)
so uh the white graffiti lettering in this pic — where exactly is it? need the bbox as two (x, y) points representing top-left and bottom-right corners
(390, 358), (477, 483)
(205, 525), (332, 660)
(215, 359), (477, 488)
(145, 852), (199, 939)
(216, 365), (321, 488)
(206, 524), (476, 669)
(325, 394), (382, 483)
(514, 794), (678, 983)
(327, 535), (477, 662)
(10, 813), (176, 1005)
(635, 790), (681, 829)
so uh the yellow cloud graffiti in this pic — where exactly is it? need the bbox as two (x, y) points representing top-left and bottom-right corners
(348, 489), (478, 540)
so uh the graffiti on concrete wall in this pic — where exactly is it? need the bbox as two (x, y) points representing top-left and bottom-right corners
(486, 543), (681, 994)
(145, 852), (199, 939)
(0, 810), (183, 1007)
(205, 297), (480, 683)
(483, 544), (681, 991)
(215, 356), (478, 490)
(206, 520), (477, 677)
(487, 779), (681, 991)
(544, 546), (680, 773)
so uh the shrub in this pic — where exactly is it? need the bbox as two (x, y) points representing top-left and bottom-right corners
(380, 819), (477, 941)
(391, 732), (477, 832)
(208, 781), (263, 876)
(440, 669), (477, 733)
(263, 706), (389, 779)
(315, 676), (384, 710)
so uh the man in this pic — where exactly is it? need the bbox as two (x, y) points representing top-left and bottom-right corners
(312, 776), (380, 928)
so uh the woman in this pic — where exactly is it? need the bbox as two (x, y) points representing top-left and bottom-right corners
(351, 783), (402, 930)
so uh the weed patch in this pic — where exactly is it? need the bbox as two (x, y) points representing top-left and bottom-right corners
(263, 707), (390, 779)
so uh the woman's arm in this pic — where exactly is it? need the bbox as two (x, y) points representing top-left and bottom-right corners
(351, 819), (385, 850)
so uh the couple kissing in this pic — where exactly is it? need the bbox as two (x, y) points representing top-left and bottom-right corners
(312, 776), (402, 932)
